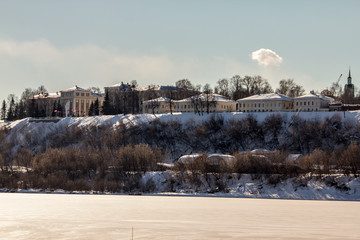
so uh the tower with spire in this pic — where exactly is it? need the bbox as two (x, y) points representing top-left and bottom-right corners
(344, 67), (354, 102)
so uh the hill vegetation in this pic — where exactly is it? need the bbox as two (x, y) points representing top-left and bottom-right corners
(0, 112), (360, 197)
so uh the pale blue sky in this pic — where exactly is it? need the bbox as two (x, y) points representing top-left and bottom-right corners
(0, 0), (359, 101)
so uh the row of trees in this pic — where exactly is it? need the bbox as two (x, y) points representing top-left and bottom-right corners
(175, 76), (305, 100)
(1, 138), (359, 192)
(1, 86), (49, 121)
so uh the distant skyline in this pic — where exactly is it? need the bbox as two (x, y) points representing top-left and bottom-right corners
(0, 0), (359, 101)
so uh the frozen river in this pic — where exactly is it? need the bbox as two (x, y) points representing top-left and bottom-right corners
(0, 193), (359, 240)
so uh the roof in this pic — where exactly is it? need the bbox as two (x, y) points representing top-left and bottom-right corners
(31, 92), (61, 99)
(143, 97), (170, 103)
(237, 93), (293, 102)
(295, 93), (334, 101)
(92, 93), (104, 98)
(175, 93), (235, 103)
(61, 85), (89, 92)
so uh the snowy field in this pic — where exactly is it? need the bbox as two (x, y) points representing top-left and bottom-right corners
(1, 193), (359, 240)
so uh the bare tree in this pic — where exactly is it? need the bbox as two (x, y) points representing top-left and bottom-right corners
(276, 79), (304, 97)
(149, 99), (160, 114)
(214, 78), (230, 98)
(242, 75), (273, 97)
(202, 84), (216, 114)
(175, 79), (194, 90)
(88, 87), (101, 94)
(191, 94), (203, 115)
(230, 75), (244, 100)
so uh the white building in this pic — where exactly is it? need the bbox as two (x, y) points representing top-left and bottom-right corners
(174, 93), (236, 113)
(237, 93), (293, 112)
(294, 93), (334, 112)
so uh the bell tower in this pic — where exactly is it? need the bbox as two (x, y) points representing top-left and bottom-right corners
(344, 67), (354, 102)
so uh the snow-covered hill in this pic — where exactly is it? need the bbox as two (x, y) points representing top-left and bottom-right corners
(2, 111), (360, 130)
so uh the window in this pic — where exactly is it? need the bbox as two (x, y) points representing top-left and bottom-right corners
(304, 102), (306, 106)
(312, 101), (314, 105)
(296, 102), (298, 106)
(81, 93), (84, 97)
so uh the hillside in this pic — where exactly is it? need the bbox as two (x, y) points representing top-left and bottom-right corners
(1, 111), (360, 200)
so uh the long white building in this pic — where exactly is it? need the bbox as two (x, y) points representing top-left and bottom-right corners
(237, 92), (334, 112)
(237, 93), (293, 112)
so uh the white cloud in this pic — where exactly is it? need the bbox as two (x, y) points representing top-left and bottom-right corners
(251, 48), (283, 66)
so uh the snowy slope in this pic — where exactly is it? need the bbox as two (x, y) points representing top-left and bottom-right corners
(2, 111), (360, 130)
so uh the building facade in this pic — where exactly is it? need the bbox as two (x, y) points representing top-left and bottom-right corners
(237, 93), (293, 112)
(174, 94), (236, 113)
(104, 83), (197, 114)
(60, 86), (104, 117)
(29, 92), (61, 117)
(294, 93), (334, 112)
(143, 97), (175, 114)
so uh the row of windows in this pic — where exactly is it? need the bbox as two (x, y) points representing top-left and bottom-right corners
(75, 92), (91, 97)
(295, 108), (319, 112)
(295, 101), (318, 106)
(144, 104), (232, 110)
(75, 100), (103, 104)
(242, 108), (320, 112)
(239, 102), (289, 108)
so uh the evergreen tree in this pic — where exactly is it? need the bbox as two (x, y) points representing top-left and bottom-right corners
(28, 98), (36, 117)
(1, 100), (6, 121)
(6, 97), (15, 121)
(17, 100), (26, 119)
(34, 102), (40, 118)
(56, 101), (63, 117)
(13, 103), (19, 120)
(52, 101), (57, 117)
(102, 91), (113, 115)
(94, 98), (100, 116)
(88, 102), (94, 116)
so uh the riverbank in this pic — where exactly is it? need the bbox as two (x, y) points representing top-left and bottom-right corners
(1, 173), (359, 201)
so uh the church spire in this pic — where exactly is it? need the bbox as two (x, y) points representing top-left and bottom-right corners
(348, 67), (352, 84)
(349, 67), (351, 79)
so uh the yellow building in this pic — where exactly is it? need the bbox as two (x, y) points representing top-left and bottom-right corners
(237, 93), (293, 112)
(143, 97), (175, 114)
(174, 94), (236, 113)
(60, 86), (104, 117)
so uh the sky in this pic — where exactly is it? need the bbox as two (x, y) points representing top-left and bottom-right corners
(0, 0), (359, 101)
